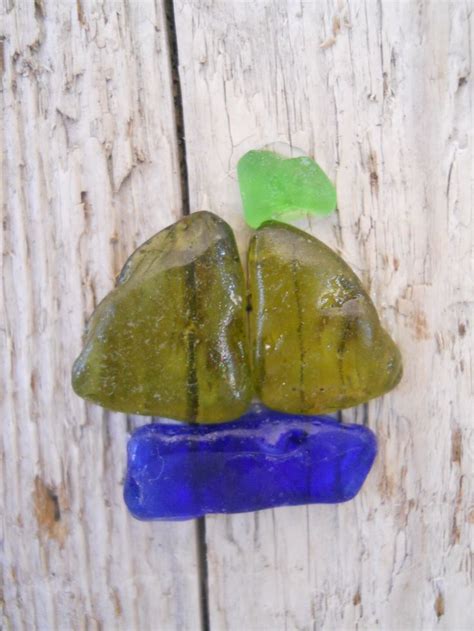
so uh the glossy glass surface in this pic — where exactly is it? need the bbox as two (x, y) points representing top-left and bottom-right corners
(72, 211), (252, 422)
(237, 148), (337, 228)
(248, 221), (402, 415)
(124, 406), (377, 520)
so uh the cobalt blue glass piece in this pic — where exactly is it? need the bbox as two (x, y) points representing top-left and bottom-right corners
(124, 406), (377, 520)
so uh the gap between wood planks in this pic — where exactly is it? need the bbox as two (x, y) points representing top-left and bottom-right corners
(164, 1), (211, 630)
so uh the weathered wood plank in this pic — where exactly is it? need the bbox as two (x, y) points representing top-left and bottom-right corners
(1, 1), (201, 628)
(175, 0), (473, 629)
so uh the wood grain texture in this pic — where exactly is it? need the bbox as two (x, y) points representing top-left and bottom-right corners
(1, 1), (202, 629)
(174, 1), (473, 629)
(1, 0), (472, 630)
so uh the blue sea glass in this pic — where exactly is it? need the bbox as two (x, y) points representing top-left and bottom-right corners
(124, 406), (377, 520)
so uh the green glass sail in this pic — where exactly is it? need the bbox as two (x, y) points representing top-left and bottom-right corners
(248, 221), (402, 415)
(72, 211), (252, 422)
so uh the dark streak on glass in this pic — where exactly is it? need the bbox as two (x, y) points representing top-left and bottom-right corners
(292, 255), (306, 408)
(184, 261), (199, 423)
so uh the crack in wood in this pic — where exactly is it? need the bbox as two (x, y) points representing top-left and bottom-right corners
(164, 2), (210, 630)
(164, 0), (190, 217)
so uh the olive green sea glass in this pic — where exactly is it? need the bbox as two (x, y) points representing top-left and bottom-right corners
(248, 221), (402, 415)
(72, 211), (252, 423)
(237, 145), (337, 229)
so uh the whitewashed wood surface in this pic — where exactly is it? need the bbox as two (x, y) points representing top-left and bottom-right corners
(1, 1), (472, 630)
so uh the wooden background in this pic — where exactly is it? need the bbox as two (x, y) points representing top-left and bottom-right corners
(1, 1), (472, 629)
